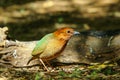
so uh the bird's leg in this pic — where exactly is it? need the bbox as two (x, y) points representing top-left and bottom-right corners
(39, 58), (49, 72)
(44, 59), (52, 67)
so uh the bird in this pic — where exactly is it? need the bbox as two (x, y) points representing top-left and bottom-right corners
(27, 27), (80, 71)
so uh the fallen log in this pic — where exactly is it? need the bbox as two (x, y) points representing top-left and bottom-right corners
(0, 27), (120, 68)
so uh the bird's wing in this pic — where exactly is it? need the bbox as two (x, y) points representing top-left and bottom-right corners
(31, 33), (53, 56)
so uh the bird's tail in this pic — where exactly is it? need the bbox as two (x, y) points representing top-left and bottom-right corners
(27, 56), (36, 65)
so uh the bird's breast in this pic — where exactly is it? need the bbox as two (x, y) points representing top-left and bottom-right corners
(40, 39), (66, 60)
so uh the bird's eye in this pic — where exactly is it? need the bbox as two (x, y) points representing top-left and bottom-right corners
(67, 30), (71, 33)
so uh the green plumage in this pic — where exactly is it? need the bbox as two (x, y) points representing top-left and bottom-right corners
(32, 33), (53, 56)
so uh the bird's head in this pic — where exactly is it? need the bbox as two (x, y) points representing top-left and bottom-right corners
(54, 27), (80, 41)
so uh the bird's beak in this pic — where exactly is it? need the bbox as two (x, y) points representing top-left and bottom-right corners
(74, 31), (80, 35)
